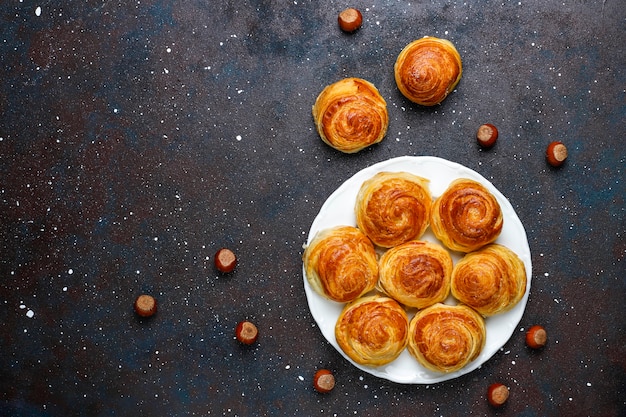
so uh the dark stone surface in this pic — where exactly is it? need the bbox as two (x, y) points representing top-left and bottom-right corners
(1, 1), (624, 416)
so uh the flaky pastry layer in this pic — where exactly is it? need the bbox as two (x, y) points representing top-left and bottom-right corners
(451, 244), (527, 317)
(394, 37), (462, 106)
(355, 171), (431, 248)
(335, 295), (409, 366)
(378, 240), (452, 309)
(312, 77), (388, 153)
(407, 303), (486, 373)
(430, 178), (503, 252)
(303, 225), (378, 303)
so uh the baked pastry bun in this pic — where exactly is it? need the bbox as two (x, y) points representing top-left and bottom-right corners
(407, 303), (486, 373)
(312, 77), (389, 153)
(303, 226), (378, 303)
(378, 240), (452, 309)
(451, 244), (527, 317)
(335, 295), (409, 366)
(394, 37), (462, 106)
(430, 178), (503, 252)
(355, 171), (432, 248)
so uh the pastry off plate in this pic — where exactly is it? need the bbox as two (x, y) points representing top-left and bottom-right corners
(303, 156), (532, 384)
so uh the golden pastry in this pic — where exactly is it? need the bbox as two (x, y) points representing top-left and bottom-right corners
(407, 303), (486, 373)
(451, 244), (527, 317)
(378, 240), (452, 309)
(335, 295), (409, 366)
(355, 171), (431, 248)
(394, 37), (462, 106)
(303, 225), (378, 303)
(430, 178), (503, 252)
(312, 77), (389, 153)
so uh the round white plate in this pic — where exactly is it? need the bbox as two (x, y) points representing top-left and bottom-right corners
(303, 156), (532, 384)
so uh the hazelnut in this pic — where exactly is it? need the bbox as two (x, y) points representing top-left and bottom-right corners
(476, 123), (498, 148)
(134, 294), (157, 317)
(338, 8), (362, 32)
(215, 248), (237, 273)
(487, 383), (509, 407)
(526, 325), (547, 349)
(313, 369), (335, 393)
(235, 321), (258, 345)
(546, 141), (568, 167)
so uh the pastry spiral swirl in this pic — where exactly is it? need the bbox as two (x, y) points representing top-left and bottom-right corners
(394, 37), (462, 106)
(303, 226), (378, 303)
(407, 303), (486, 373)
(378, 240), (452, 309)
(355, 171), (432, 248)
(335, 295), (409, 366)
(451, 244), (527, 317)
(312, 77), (389, 153)
(430, 178), (503, 252)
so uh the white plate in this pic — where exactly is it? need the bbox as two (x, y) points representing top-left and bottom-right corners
(303, 156), (532, 384)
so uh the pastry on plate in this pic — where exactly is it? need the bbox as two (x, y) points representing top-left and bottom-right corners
(303, 225), (378, 303)
(378, 240), (452, 309)
(312, 77), (389, 153)
(407, 303), (486, 373)
(335, 295), (409, 366)
(394, 37), (462, 106)
(451, 244), (527, 317)
(430, 178), (503, 252)
(355, 171), (432, 248)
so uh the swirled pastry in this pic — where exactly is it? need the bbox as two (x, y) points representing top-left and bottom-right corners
(394, 37), (462, 106)
(312, 77), (389, 153)
(355, 172), (431, 248)
(335, 295), (409, 366)
(378, 240), (452, 309)
(451, 244), (527, 317)
(430, 178), (503, 252)
(407, 303), (486, 373)
(303, 226), (378, 303)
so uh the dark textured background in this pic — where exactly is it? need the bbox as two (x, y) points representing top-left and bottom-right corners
(1, 1), (624, 416)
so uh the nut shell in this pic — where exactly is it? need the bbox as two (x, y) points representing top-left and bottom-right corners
(338, 8), (362, 32)
(215, 248), (237, 273)
(487, 383), (509, 407)
(134, 294), (157, 317)
(313, 369), (335, 393)
(526, 325), (547, 349)
(235, 321), (258, 345)
(477, 124), (498, 148)
(546, 141), (568, 167)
